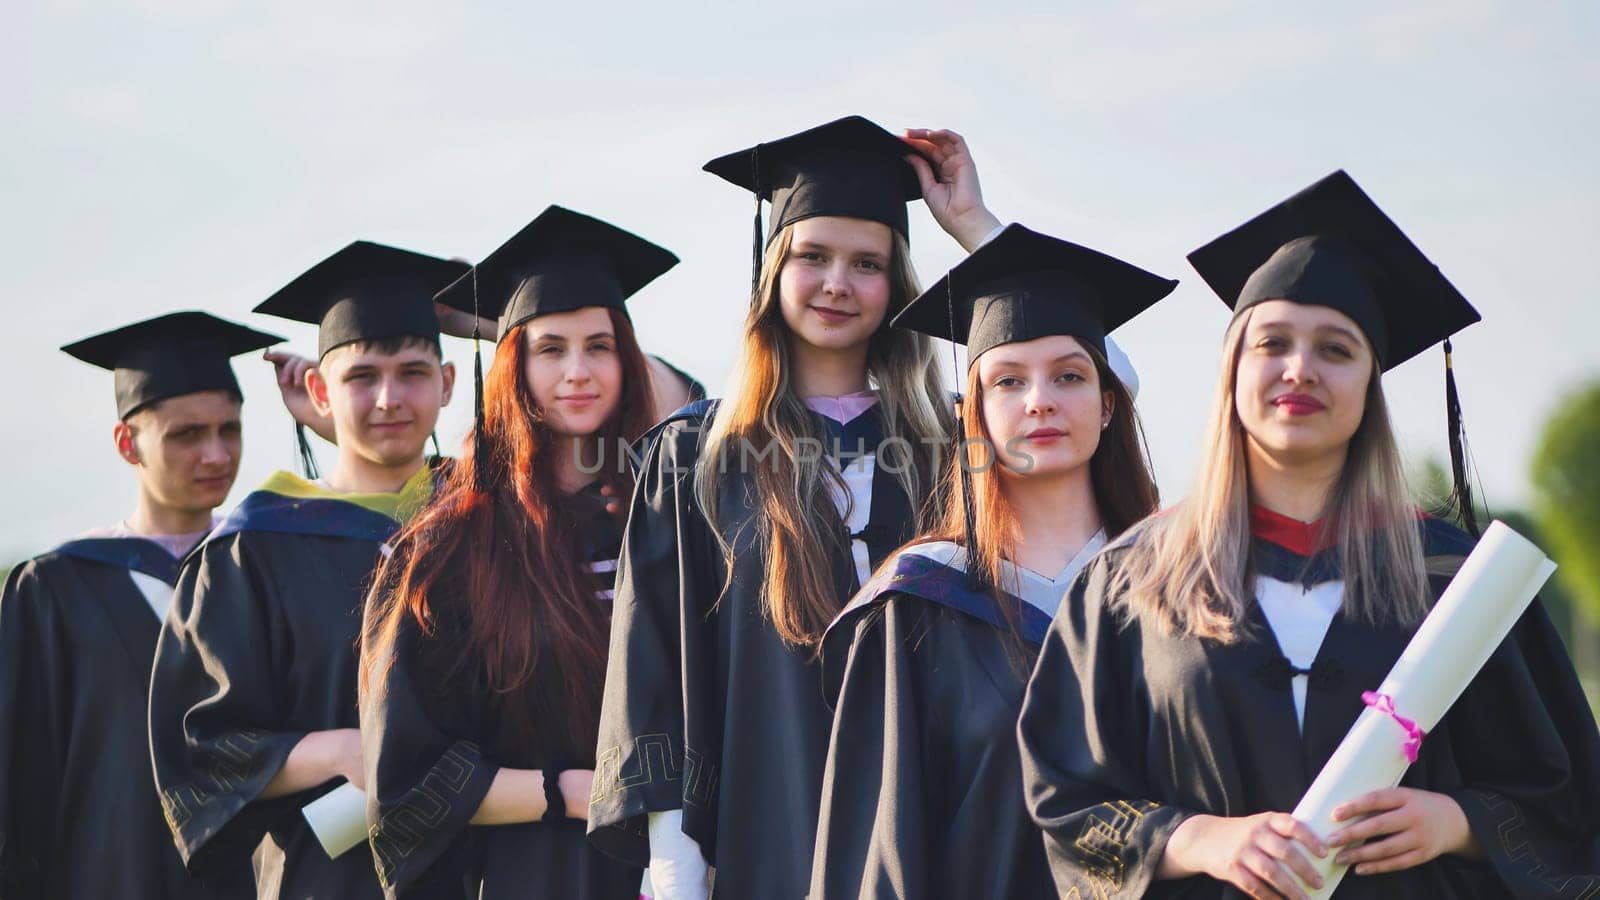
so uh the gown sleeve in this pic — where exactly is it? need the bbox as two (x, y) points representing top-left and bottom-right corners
(1016, 552), (1198, 898)
(809, 596), (934, 900)
(0, 563), (51, 897)
(1442, 598), (1600, 895)
(588, 416), (720, 867)
(147, 536), (309, 875)
(361, 596), (499, 899)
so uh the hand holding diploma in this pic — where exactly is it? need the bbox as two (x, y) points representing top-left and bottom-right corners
(1325, 786), (1480, 875)
(1289, 521), (1557, 897)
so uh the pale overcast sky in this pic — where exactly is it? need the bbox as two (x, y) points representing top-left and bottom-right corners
(4, 0), (1595, 560)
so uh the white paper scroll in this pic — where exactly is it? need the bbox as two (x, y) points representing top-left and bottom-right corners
(1291, 520), (1557, 898)
(302, 781), (369, 859)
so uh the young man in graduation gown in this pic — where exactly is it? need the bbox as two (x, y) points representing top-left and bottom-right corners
(0, 312), (282, 899)
(148, 242), (467, 900)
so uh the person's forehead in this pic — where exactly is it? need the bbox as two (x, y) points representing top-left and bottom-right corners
(525, 306), (615, 341)
(136, 389), (242, 425)
(790, 216), (893, 252)
(1247, 298), (1363, 335)
(329, 345), (438, 369)
(978, 334), (1090, 371)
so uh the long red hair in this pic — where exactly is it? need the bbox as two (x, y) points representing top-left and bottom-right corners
(362, 309), (654, 762)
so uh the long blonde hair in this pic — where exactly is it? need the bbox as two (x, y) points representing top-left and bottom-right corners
(1110, 308), (1429, 641)
(696, 222), (952, 649)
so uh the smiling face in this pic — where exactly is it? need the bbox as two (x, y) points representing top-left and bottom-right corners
(777, 216), (895, 354)
(1234, 299), (1375, 470)
(118, 389), (243, 514)
(311, 338), (454, 468)
(521, 306), (623, 438)
(977, 334), (1111, 480)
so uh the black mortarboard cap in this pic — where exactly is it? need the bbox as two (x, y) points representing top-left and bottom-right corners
(894, 224), (1178, 364)
(253, 241), (469, 359)
(705, 116), (926, 292)
(435, 205), (678, 341)
(1190, 170), (1487, 534)
(1187, 170), (1480, 371)
(61, 311), (284, 419)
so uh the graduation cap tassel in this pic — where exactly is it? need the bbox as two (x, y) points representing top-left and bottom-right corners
(1442, 340), (1480, 536)
(944, 277), (984, 592)
(749, 145), (764, 300)
(295, 422), (320, 481)
(470, 266), (492, 495)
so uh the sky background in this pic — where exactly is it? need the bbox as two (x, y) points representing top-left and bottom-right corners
(4, 0), (1596, 561)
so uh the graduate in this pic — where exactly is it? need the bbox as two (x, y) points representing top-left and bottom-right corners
(359, 206), (673, 898)
(1017, 171), (1600, 899)
(808, 224), (1177, 899)
(588, 117), (1006, 899)
(148, 242), (467, 900)
(432, 293), (706, 421)
(0, 313), (279, 900)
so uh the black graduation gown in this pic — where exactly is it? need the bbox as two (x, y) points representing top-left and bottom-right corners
(150, 472), (432, 900)
(0, 538), (249, 899)
(1017, 513), (1600, 898)
(809, 546), (1059, 900)
(362, 483), (642, 900)
(588, 400), (918, 898)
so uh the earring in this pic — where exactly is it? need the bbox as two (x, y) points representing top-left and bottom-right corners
(1100, 420), (1110, 430)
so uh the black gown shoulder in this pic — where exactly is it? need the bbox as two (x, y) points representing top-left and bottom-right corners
(589, 401), (919, 897)
(150, 516), (392, 899)
(362, 484), (641, 900)
(2, 545), (250, 899)
(811, 561), (1055, 899)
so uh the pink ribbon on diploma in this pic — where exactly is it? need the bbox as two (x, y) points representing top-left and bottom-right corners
(1361, 691), (1426, 763)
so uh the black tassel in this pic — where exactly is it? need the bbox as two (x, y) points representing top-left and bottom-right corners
(295, 422), (320, 480)
(428, 431), (442, 464)
(750, 145), (764, 300)
(956, 414), (984, 593)
(945, 275), (984, 591)
(470, 265), (492, 495)
(1442, 340), (1481, 536)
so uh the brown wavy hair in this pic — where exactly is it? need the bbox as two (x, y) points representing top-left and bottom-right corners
(361, 310), (654, 760)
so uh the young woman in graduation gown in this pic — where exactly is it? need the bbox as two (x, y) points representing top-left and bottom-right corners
(1017, 171), (1600, 899)
(586, 119), (1008, 899)
(807, 224), (1178, 899)
(358, 206), (674, 899)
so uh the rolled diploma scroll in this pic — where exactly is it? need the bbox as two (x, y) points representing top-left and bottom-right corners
(302, 781), (369, 858)
(1290, 520), (1557, 898)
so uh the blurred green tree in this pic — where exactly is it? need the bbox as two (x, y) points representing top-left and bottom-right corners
(1411, 448), (1597, 715)
(1529, 380), (1600, 710)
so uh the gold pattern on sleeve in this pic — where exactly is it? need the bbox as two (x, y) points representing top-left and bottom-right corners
(593, 732), (680, 800)
(1467, 789), (1599, 898)
(370, 743), (480, 886)
(1072, 800), (1162, 896)
(592, 733), (721, 811)
(159, 729), (268, 833)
